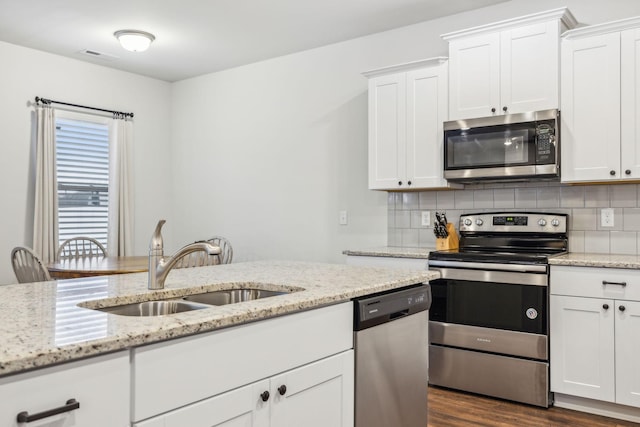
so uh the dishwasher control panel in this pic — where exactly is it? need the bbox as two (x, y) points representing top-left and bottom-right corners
(354, 284), (431, 331)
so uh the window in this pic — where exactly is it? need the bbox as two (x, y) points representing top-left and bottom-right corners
(55, 112), (110, 250)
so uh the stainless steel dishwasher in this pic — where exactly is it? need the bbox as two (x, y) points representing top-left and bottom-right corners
(354, 283), (431, 427)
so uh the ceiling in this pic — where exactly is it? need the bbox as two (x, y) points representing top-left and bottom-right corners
(0, 0), (507, 82)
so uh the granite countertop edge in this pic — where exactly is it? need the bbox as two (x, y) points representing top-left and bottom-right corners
(549, 253), (640, 269)
(343, 246), (433, 259)
(344, 247), (640, 270)
(0, 260), (437, 377)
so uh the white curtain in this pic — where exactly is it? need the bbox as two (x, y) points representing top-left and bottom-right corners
(107, 116), (134, 256)
(32, 105), (59, 263)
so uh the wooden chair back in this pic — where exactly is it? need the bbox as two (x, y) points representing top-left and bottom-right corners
(11, 246), (52, 283)
(57, 237), (107, 259)
(174, 236), (233, 268)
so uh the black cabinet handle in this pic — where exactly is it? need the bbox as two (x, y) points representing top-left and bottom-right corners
(278, 385), (287, 396)
(619, 305), (626, 312)
(260, 391), (270, 402)
(407, 180), (412, 186)
(603, 303), (609, 310)
(626, 169), (631, 175)
(610, 170), (616, 176)
(602, 280), (627, 287)
(502, 106), (508, 112)
(17, 399), (79, 423)
(491, 107), (496, 113)
(398, 181), (402, 186)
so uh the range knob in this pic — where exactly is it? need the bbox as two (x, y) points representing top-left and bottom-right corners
(476, 219), (484, 226)
(464, 218), (472, 226)
(538, 219), (547, 226)
(551, 218), (560, 227)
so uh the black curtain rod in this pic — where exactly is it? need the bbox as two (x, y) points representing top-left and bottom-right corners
(35, 96), (134, 118)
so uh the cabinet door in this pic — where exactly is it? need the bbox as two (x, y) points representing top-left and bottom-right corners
(406, 63), (449, 188)
(501, 21), (559, 114)
(134, 380), (270, 427)
(615, 300), (640, 408)
(621, 28), (640, 181)
(368, 73), (406, 189)
(270, 351), (354, 427)
(550, 295), (615, 402)
(448, 33), (500, 120)
(561, 33), (621, 182)
(0, 352), (129, 427)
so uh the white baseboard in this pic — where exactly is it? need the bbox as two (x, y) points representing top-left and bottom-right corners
(554, 393), (640, 423)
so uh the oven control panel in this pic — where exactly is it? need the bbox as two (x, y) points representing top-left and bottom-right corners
(459, 212), (567, 233)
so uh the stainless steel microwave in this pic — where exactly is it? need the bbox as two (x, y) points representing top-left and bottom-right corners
(443, 109), (559, 182)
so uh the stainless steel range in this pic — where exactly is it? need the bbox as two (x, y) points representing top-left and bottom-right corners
(427, 211), (568, 407)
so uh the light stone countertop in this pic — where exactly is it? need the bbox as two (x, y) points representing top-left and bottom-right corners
(343, 246), (433, 259)
(0, 260), (436, 377)
(549, 253), (640, 269)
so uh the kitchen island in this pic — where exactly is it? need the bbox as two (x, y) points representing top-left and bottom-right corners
(0, 260), (435, 426)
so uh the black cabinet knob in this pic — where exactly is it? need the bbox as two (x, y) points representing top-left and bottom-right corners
(278, 385), (287, 396)
(398, 181), (402, 186)
(407, 180), (412, 186)
(502, 106), (508, 112)
(626, 169), (631, 175)
(619, 305), (626, 312)
(610, 170), (616, 176)
(260, 391), (270, 402)
(491, 107), (496, 113)
(603, 303), (609, 310)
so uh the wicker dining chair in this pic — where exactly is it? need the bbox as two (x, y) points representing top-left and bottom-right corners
(57, 237), (107, 259)
(174, 236), (233, 268)
(11, 246), (52, 283)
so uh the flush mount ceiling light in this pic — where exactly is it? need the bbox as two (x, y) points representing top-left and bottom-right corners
(114, 30), (155, 52)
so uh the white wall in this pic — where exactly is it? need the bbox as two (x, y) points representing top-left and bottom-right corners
(169, 0), (640, 265)
(0, 41), (173, 284)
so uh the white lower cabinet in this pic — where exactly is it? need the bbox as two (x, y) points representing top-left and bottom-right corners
(131, 302), (353, 425)
(0, 351), (129, 427)
(135, 351), (354, 427)
(550, 266), (640, 408)
(269, 351), (353, 427)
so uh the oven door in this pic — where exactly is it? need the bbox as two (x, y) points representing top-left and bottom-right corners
(428, 265), (548, 360)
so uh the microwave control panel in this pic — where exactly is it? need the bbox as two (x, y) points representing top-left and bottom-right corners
(535, 122), (556, 164)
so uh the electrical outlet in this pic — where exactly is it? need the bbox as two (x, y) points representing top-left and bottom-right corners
(339, 210), (348, 225)
(601, 208), (614, 227)
(421, 211), (431, 227)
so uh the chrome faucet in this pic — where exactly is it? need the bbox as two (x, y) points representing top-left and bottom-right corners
(148, 220), (221, 290)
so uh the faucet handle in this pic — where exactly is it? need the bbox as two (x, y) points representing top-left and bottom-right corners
(150, 220), (166, 253)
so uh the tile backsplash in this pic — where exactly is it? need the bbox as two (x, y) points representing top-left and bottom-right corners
(387, 182), (640, 255)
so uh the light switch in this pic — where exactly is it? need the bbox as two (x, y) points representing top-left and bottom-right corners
(339, 210), (348, 225)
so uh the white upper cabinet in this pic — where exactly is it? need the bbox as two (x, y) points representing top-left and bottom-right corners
(561, 17), (640, 183)
(444, 8), (577, 121)
(365, 58), (459, 190)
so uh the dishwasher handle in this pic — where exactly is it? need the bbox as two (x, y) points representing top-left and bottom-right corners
(389, 309), (409, 320)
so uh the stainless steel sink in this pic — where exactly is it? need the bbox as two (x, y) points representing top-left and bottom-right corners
(97, 300), (209, 316)
(88, 286), (300, 316)
(182, 288), (289, 305)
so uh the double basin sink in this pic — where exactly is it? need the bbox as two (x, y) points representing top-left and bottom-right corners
(93, 287), (298, 317)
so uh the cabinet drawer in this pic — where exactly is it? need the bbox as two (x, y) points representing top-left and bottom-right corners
(132, 302), (353, 422)
(551, 265), (640, 301)
(0, 352), (129, 427)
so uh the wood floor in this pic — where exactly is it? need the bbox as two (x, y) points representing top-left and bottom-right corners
(427, 386), (639, 427)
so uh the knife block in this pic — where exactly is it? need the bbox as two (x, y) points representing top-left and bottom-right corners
(435, 223), (459, 251)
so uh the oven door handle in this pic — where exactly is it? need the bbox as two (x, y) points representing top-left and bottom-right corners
(427, 260), (548, 273)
